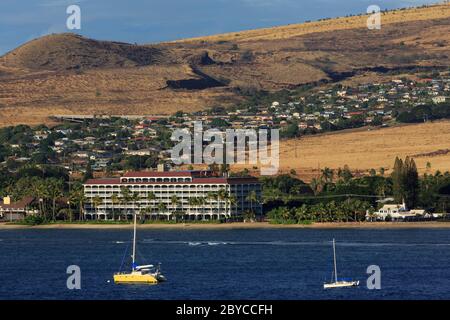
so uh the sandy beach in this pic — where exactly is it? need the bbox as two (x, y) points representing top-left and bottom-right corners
(1, 221), (450, 230)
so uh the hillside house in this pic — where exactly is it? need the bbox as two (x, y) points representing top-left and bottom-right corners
(0, 196), (37, 221)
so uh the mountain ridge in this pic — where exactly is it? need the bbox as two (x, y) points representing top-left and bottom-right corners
(0, 3), (449, 126)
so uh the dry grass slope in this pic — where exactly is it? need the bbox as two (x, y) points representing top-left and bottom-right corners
(228, 121), (450, 181)
(0, 3), (449, 127)
(280, 121), (450, 180)
(174, 4), (450, 43)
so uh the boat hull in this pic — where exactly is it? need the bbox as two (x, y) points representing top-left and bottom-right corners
(323, 281), (359, 289)
(114, 273), (159, 284)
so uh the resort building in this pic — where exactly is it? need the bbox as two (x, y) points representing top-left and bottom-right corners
(83, 170), (262, 220)
(367, 202), (427, 221)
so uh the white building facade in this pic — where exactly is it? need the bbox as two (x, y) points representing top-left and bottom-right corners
(367, 202), (426, 221)
(83, 171), (262, 220)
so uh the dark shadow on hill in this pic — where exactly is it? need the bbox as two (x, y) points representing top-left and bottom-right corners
(165, 66), (226, 90)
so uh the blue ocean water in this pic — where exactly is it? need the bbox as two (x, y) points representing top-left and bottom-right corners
(0, 228), (449, 300)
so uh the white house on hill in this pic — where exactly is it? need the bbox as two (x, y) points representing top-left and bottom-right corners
(367, 201), (427, 221)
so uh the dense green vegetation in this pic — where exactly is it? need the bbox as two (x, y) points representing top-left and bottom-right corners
(262, 158), (450, 224)
(267, 200), (372, 224)
(396, 103), (450, 123)
(1, 155), (449, 225)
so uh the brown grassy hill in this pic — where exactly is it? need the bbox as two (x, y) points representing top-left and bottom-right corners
(0, 33), (168, 71)
(175, 4), (450, 43)
(0, 3), (449, 126)
(227, 120), (450, 181)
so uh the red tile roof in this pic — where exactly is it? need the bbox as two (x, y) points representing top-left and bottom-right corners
(84, 176), (259, 185)
(0, 197), (35, 210)
(123, 171), (194, 178)
(84, 178), (121, 185)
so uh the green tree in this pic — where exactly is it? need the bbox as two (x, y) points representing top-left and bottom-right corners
(131, 192), (142, 218)
(69, 186), (86, 221)
(111, 194), (120, 221)
(120, 186), (132, 220)
(207, 191), (217, 218)
(309, 177), (323, 195)
(46, 178), (64, 221)
(391, 156), (419, 208)
(245, 190), (258, 219)
(31, 177), (48, 218)
(170, 195), (181, 221)
(157, 201), (168, 221)
(321, 167), (334, 183)
(146, 192), (156, 219)
(92, 196), (103, 219)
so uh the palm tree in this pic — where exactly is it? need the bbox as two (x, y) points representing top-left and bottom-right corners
(120, 186), (132, 220)
(229, 196), (237, 221)
(196, 196), (206, 220)
(309, 177), (323, 196)
(46, 178), (64, 221)
(313, 203), (326, 223)
(170, 195), (181, 221)
(375, 180), (387, 198)
(69, 186), (86, 221)
(366, 208), (376, 222)
(207, 191), (217, 219)
(147, 192), (156, 219)
(326, 201), (338, 222)
(217, 188), (227, 220)
(188, 197), (197, 220)
(321, 167), (334, 184)
(111, 194), (120, 221)
(246, 190), (258, 220)
(31, 177), (48, 218)
(295, 204), (309, 223)
(92, 196), (103, 220)
(157, 201), (168, 221)
(131, 192), (142, 219)
(243, 210), (256, 222)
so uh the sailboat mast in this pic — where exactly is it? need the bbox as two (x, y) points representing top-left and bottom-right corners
(333, 239), (338, 283)
(132, 213), (137, 269)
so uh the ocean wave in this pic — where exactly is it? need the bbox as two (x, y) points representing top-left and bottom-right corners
(338, 242), (450, 247)
(141, 239), (450, 247)
(207, 242), (228, 246)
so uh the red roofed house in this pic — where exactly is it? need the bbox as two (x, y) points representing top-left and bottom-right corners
(83, 170), (262, 221)
(0, 196), (38, 222)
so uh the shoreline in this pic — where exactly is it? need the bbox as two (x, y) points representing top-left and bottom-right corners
(1, 221), (450, 230)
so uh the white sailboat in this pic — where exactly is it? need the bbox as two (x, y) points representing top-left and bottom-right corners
(114, 213), (166, 284)
(323, 239), (359, 289)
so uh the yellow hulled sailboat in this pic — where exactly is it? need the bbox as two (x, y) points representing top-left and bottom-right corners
(114, 213), (166, 284)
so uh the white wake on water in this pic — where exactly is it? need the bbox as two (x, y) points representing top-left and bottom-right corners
(142, 239), (450, 247)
